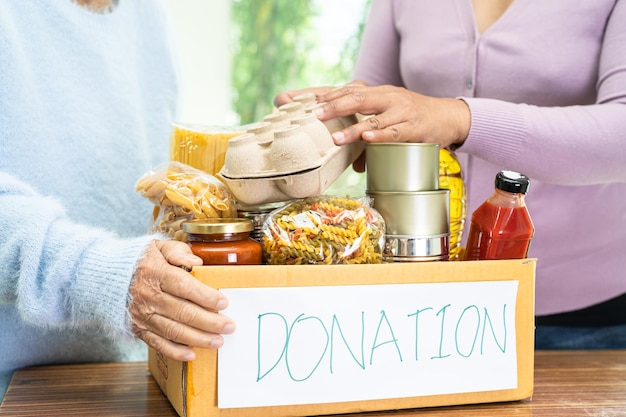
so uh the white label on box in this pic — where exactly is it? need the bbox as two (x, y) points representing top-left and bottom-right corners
(218, 280), (519, 408)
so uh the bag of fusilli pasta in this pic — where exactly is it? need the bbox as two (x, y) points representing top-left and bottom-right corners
(262, 196), (386, 265)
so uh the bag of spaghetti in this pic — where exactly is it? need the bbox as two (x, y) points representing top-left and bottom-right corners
(135, 161), (237, 241)
(262, 196), (385, 265)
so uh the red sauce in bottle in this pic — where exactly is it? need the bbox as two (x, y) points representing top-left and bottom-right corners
(464, 171), (534, 261)
(183, 218), (262, 265)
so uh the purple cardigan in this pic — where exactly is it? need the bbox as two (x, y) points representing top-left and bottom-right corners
(354, 0), (626, 315)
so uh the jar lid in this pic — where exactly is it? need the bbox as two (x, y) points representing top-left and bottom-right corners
(495, 170), (530, 194)
(183, 218), (254, 234)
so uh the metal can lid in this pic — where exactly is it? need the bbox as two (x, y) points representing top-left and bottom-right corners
(183, 218), (254, 235)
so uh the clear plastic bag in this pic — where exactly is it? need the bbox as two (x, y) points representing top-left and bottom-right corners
(170, 123), (243, 176)
(262, 196), (385, 265)
(136, 161), (237, 241)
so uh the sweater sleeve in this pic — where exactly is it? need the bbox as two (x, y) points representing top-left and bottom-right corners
(459, 100), (626, 185)
(0, 172), (156, 337)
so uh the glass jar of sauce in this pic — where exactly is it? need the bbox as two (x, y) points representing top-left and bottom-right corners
(183, 218), (262, 265)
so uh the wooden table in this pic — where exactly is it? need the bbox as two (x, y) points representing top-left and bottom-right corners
(1, 350), (626, 416)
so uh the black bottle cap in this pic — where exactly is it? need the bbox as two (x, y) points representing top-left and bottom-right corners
(495, 170), (530, 194)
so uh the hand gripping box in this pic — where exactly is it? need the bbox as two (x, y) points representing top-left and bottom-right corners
(149, 259), (535, 417)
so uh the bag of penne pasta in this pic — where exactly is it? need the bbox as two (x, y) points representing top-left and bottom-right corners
(262, 196), (385, 265)
(136, 161), (237, 241)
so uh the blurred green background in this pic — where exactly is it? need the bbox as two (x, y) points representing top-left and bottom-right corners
(230, 0), (371, 197)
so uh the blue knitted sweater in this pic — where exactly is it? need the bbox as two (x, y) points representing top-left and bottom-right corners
(0, 0), (179, 399)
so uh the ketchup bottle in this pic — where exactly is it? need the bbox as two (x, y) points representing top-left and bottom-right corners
(464, 170), (534, 261)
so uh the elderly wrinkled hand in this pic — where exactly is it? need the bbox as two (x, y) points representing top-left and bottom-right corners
(312, 83), (470, 150)
(129, 240), (235, 361)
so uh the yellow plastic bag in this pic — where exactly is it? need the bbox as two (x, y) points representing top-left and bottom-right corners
(439, 148), (467, 260)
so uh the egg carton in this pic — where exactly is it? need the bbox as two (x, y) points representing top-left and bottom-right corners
(219, 106), (363, 205)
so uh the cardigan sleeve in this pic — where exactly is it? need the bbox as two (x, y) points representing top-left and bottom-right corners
(459, 100), (626, 185)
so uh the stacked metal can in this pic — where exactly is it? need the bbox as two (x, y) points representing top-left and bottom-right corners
(366, 143), (450, 262)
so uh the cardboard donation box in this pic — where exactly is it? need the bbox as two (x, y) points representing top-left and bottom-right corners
(149, 259), (536, 417)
